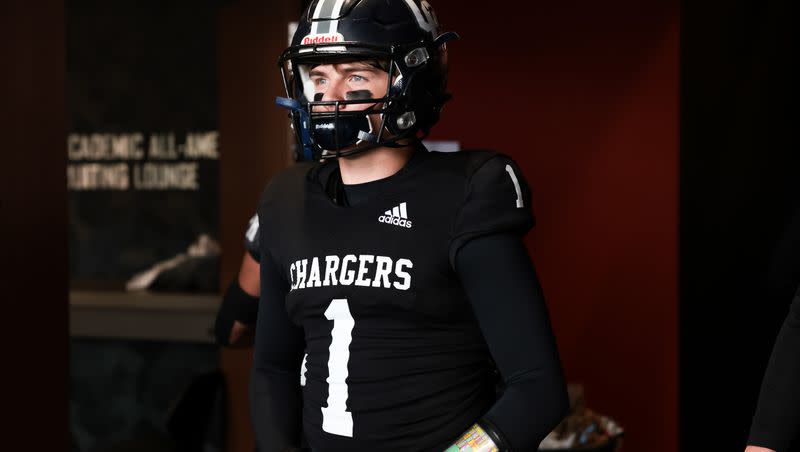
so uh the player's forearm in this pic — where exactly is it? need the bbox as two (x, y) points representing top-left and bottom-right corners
(214, 279), (259, 346)
(445, 403), (568, 452)
(250, 366), (303, 450)
(483, 372), (569, 450)
(250, 335), (304, 449)
(455, 234), (570, 449)
(251, 255), (305, 450)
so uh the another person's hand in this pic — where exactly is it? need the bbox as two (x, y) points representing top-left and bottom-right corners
(745, 446), (776, 452)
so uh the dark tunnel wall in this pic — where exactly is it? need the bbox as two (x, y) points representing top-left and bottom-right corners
(0, 1), (68, 450)
(681, 0), (798, 450)
(429, 1), (680, 451)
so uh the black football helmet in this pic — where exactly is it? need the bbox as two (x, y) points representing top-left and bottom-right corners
(277, 0), (458, 161)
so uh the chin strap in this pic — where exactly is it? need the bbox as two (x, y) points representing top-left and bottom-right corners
(357, 130), (379, 143)
(320, 129), (420, 160)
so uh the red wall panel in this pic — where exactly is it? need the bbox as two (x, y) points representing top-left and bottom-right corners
(430, 2), (679, 451)
(0, 1), (68, 449)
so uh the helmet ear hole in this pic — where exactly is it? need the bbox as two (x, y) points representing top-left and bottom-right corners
(395, 111), (417, 130)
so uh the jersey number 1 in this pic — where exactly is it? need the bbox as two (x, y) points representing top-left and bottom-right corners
(321, 299), (354, 437)
(505, 164), (524, 208)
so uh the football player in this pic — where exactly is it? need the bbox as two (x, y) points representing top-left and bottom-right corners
(251, 1), (569, 451)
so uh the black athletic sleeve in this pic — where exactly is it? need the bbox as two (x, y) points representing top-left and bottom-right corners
(213, 279), (259, 346)
(450, 154), (535, 267)
(245, 213), (261, 263)
(250, 249), (305, 451)
(455, 233), (569, 451)
(748, 286), (800, 451)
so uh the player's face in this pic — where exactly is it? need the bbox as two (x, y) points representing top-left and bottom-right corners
(308, 61), (389, 112)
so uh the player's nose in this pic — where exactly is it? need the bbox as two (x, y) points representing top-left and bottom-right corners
(319, 80), (349, 111)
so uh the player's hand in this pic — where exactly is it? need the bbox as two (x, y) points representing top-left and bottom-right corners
(744, 446), (776, 452)
(228, 320), (255, 347)
(444, 423), (499, 452)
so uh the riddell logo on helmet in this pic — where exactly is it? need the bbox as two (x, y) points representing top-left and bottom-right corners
(302, 33), (344, 45)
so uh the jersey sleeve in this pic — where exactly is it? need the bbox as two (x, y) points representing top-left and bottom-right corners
(455, 234), (569, 450)
(250, 198), (304, 450)
(748, 286), (800, 450)
(244, 213), (261, 262)
(449, 154), (535, 266)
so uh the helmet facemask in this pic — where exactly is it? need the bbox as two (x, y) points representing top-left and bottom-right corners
(305, 59), (394, 155)
(279, 48), (423, 161)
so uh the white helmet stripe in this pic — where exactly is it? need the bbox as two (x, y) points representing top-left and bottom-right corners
(328, 0), (346, 36)
(310, 0), (331, 35)
(311, 0), (343, 35)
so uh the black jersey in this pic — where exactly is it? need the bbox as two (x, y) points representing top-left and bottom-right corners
(256, 149), (534, 451)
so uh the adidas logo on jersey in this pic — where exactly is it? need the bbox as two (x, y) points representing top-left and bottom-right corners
(378, 202), (412, 228)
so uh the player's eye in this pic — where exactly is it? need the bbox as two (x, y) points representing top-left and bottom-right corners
(349, 74), (367, 83)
